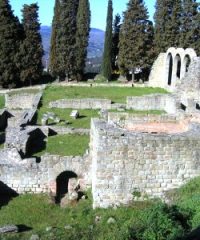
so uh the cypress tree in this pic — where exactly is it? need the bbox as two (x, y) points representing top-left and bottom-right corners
(56, 0), (79, 81)
(154, 0), (182, 54)
(0, 0), (22, 88)
(112, 14), (121, 71)
(101, 0), (113, 81)
(118, 0), (154, 80)
(181, 0), (200, 54)
(18, 3), (43, 86)
(75, 0), (91, 81)
(169, 0), (182, 47)
(49, 0), (61, 77)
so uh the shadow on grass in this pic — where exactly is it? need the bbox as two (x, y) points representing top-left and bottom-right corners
(17, 224), (32, 233)
(0, 181), (19, 208)
(184, 226), (200, 240)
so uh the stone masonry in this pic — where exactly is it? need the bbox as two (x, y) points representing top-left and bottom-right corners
(91, 118), (200, 208)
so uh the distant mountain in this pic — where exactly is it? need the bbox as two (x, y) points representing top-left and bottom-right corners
(40, 26), (105, 67)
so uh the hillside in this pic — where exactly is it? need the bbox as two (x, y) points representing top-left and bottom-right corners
(40, 26), (105, 68)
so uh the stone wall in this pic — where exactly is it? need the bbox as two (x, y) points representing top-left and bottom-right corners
(148, 53), (167, 89)
(49, 98), (112, 110)
(0, 153), (91, 195)
(91, 119), (200, 208)
(5, 92), (42, 110)
(148, 48), (198, 92)
(127, 94), (177, 114)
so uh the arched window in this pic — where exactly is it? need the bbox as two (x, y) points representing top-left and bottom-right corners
(174, 54), (181, 79)
(182, 55), (191, 78)
(166, 53), (173, 86)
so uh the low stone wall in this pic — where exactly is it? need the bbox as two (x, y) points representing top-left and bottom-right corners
(108, 112), (180, 129)
(0, 153), (91, 195)
(5, 92), (42, 110)
(91, 119), (200, 208)
(49, 98), (112, 110)
(127, 94), (177, 114)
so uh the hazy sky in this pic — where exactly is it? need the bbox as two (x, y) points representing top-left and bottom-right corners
(10, 0), (156, 30)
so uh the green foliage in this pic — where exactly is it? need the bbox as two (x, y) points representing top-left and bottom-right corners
(154, 0), (182, 54)
(49, 0), (61, 77)
(130, 203), (185, 240)
(0, 0), (23, 88)
(34, 134), (89, 157)
(112, 14), (121, 71)
(94, 74), (108, 82)
(170, 177), (200, 229)
(17, 3), (43, 86)
(181, 0), (200, 55)
(118, 0), (154, 76)
(56, 0), (79, 80)
(101, 0), (113, 81)
(75, 0), (91, 81)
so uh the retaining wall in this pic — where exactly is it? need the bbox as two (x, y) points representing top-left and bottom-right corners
(49, 98), (112, 110)
(0, 153), (91, 195)
(127, 94), (177, 114)
(91, 119), (200, 208)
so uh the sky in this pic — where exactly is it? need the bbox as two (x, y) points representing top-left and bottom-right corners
(10, 0), (156, 31)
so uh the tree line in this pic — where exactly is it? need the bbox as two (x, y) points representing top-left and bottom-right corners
(0, 0), (199, 88)
(0, 0), (43, 88)
(102, 0), (200, 81)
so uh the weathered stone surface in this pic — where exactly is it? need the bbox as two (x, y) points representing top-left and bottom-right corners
(49, 98), (112, 110)
(0, 225), (18, 233)
(91, 118), (200, 208)
(70, 110), (79, 119)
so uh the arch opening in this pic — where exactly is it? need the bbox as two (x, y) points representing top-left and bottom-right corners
(55, 171), (77, 204)
(182, 54), (191, 78)
(174, 54), (181, 79)
(166, 53), (173, 86)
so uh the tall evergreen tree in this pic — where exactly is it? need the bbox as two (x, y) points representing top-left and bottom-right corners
(181, 0), (200, 54)
(75, 0), (91, 81)
(101, 0), (113, 81)
(112, 14), (121, 71)
(56, 0), (79, 81)
(17, 3), (43, 86)
(154, 0), (182, 54)
(118, 0), (154, 80)
(49, 0), (61, 77)
(0, 0), (22, 88)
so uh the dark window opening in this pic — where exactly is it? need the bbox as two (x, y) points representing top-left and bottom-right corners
(168, 55), (173, 86)
(176, 59), (181, 78)
(196, 103), (200, 110)
(180, 103), (187, 111)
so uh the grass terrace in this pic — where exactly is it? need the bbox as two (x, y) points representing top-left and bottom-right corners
(42, 85), (168, 105)
(35, 134), (89, 157)
(37, 108), (99, 129)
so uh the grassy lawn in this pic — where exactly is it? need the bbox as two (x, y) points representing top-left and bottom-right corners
(37, 108), (99, 129)
(35, 134), (89, 157)
(42, 85), (168, 105)
(1, 176), (200, 240)
(0, 95), (5, 109)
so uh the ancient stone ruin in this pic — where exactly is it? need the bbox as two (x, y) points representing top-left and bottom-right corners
(1, 47), (200, 208)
